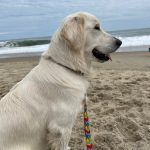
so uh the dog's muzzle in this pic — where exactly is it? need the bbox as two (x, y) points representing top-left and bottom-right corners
(92, 38), (122, 62)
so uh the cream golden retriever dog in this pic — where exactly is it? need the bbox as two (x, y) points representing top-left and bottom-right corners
(0, 12), (122, 150)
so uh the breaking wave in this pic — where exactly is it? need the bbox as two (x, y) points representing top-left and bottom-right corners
(0, 34), (150, 55)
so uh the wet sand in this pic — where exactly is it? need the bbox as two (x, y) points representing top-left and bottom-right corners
(0, 51), (150, 150)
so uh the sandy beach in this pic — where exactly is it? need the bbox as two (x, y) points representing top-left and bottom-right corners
(0, 51), (150, 150)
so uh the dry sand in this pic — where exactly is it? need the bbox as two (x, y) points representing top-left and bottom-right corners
(0, 52), (150, 150)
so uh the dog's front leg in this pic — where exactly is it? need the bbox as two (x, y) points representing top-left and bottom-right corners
(47, 127), (72, 150)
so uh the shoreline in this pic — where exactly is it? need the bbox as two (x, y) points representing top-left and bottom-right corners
(0, 52), (41, 59)
(0, 49), (149, 59)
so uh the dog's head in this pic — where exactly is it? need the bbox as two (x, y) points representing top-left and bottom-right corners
(60, 12), (122, 63)
(45, 12), (122, 74)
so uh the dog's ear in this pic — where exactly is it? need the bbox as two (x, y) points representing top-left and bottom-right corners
(61, 16), (85, 52)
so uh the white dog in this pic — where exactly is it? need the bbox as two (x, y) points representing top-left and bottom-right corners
(0, 12), (122, 150)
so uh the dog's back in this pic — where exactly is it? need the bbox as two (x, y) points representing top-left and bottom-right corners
(0, 70), (48, 150)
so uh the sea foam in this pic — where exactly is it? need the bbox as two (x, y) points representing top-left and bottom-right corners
(0, 44), (49, 55)
(120, 35), (150, 47)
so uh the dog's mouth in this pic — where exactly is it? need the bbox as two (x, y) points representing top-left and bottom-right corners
(92, 48), (112, 62)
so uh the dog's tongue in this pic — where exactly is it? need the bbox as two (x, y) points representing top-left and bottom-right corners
(106, 54), (112, 61)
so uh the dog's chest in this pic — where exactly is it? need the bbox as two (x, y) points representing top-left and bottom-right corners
(48, 80), (88, 119)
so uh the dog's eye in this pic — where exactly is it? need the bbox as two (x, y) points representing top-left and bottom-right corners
(94, 25), (100, 30)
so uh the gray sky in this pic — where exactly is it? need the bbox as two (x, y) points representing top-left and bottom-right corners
(0, 0), (150, 40)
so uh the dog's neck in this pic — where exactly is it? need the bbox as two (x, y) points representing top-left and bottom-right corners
(42, 34), (89, 75)
(43, 55), (84, 76)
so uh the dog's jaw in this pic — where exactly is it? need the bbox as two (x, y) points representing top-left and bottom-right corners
(92, 48), (112, 62)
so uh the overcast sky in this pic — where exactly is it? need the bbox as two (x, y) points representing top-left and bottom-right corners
(0, 0), (150, 40)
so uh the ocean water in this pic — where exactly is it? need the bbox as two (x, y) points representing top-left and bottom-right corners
(0, 28), (150, 55)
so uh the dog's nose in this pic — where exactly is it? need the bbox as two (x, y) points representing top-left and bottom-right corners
(115, 38), (122, 47)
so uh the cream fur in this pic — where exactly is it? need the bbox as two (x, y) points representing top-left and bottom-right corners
(0, 12), (121, 150)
